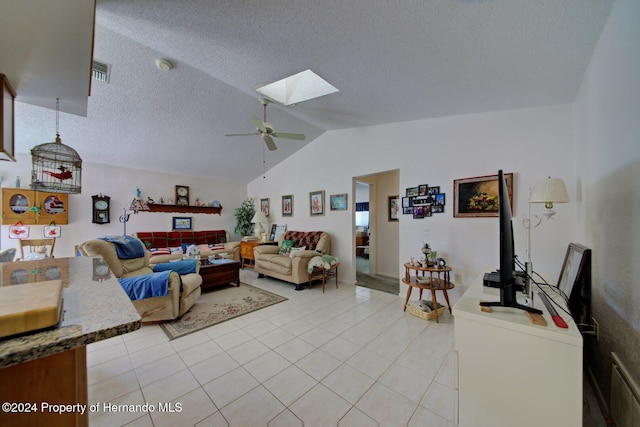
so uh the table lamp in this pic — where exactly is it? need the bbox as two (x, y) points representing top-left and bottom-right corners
(251, 211), (268, 241)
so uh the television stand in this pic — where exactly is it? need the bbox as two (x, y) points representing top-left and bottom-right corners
(479, 300), (542, 315)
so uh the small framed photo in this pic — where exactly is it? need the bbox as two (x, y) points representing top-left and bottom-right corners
(453, 173), (513, 218)
(330, 193), (348, 211)
(419, 184), (428, 196)
(434, 193), (446, 206)
(403, 206), (414, 215)
(402, 197), (412, 208)
(309, 190), (325, 216)
(388, 195), (399, 221)
(260, 198), (270, 217)
(172, 216), (193, 230)
(281, 194), (293, 217)
(406, 187), (419, 197)
(428, 186), (440, 195)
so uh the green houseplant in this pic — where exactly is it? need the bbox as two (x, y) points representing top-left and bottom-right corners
(234, 197), (256, 236)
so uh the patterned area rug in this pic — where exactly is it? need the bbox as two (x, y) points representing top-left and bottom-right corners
(159, 283), (287, 340)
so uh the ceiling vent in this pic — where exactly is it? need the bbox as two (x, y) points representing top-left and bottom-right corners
(92, 59), (110, 83)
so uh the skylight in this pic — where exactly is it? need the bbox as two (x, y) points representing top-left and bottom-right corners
(256, 69), (339, 106)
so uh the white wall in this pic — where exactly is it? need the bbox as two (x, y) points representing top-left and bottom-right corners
(249, 103), (575, 298)
(574, 0), (640, 401)
(1, 153), (247, 258)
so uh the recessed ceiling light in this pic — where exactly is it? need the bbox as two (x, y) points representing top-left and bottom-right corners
(256, 69), (339, 106)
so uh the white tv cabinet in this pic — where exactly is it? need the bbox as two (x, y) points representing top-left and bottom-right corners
(453, 275), (583, 426)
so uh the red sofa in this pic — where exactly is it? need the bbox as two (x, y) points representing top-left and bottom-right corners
(134, 230), (240, 262)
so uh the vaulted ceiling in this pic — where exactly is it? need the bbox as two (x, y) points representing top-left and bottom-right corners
(2, 0), (614, 183)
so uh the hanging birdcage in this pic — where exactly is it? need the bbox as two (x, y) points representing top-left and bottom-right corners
(30, 99), (82, 194)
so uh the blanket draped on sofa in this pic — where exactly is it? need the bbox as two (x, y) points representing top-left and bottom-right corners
(99, 235), (145, 259)
(118, 270), (171, 300)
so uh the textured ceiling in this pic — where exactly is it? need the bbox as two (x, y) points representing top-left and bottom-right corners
(9, 0), (614, 184)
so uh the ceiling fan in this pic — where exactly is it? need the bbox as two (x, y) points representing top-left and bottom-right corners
(225, 98), (305, 151)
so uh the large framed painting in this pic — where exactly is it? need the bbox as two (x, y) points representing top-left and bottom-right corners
(453, 173), (513, 218)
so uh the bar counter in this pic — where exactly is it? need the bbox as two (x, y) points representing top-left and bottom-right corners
(0, 256), (141, 426)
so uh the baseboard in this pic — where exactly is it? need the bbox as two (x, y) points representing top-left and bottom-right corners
(586, 364), (609, 419)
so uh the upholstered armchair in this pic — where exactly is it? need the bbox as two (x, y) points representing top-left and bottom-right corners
(79, 238), (202, 322)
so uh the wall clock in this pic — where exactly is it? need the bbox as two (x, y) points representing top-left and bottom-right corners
(92, 194), (110, 224)
(175, 185), (190, 206)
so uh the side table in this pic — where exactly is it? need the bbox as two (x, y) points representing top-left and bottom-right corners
(240, 241), (261, 269)
(402, 263), (454, 323)
(309, 262), (340, 293)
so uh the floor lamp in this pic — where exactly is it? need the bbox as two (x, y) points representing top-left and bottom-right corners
(120, 197), (150, 235)
(522, 176), (569, 297)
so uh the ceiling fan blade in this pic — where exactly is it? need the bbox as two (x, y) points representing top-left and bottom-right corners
(272, 132), (306, 141)
(225, 132), (259, 137)
(263, 135), (278, 151)
(250, 116), (267, 133)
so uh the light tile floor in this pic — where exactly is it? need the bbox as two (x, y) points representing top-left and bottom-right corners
(87, 270), (457, 426)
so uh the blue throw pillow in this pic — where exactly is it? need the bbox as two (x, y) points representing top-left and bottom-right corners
(152, 259), (197, 275)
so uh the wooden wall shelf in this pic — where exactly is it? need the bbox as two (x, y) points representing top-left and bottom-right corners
(146, 203), (222, 215)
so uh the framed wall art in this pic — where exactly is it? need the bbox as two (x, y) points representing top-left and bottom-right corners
(172, 216), (193, 230)
(309, 190), (325, 216)
(329, 193), (348, 211)
(260, 198), (270, 217)
(388, 195), (399, 221)
(453, 172), (513, 218)
(281, 194), (293, 217)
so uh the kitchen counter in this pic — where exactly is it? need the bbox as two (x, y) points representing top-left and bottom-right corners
(0, 256), (141, 426)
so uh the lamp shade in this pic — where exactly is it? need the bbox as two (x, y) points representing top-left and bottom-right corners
(129, 198), (150, 213)
(251, 211), (268, 224)
(529, 177), (569, 208)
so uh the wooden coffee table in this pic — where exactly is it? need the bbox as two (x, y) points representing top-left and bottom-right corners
(199, 258), (240, 290)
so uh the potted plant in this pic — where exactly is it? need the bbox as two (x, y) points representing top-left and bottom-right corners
(234, 197), (256, 237)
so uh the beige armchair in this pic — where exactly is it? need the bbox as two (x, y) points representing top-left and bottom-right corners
(79, 238), (202, 322)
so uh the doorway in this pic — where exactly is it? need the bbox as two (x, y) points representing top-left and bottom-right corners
(353, 170), (400, 295)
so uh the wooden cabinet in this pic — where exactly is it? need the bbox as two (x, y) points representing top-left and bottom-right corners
(2, 188), (68, 225)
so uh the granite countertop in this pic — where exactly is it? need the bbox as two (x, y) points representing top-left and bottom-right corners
(0, 256), (141, 368)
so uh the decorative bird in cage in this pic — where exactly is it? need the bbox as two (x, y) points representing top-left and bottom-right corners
(42, 166), (73, 181)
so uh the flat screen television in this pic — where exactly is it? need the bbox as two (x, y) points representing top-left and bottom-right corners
(480, 170), (542, 314)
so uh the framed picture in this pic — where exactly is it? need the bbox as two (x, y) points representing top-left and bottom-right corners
(172, 216), (193, 230)
(434, 193), (445, 206)
(418, 184), (428, 196)
(403, 206), (414, 215)
(329, 193), (348, 211)
(260, 198), (270, 217)
(281, 194), (293, 217)
(309, 190), (325, 216)
(428, 186), (440, 195)
(1, 74), (16, 161)
(453, 173), (513, 218)
(388, 195), (399, 221)
(406, 187), (419, 197)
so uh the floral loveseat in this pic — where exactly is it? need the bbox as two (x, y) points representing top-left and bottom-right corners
(134, 230), (240, 263)
(254, 231), (331, 288)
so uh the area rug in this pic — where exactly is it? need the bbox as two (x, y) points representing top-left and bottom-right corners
(159, 283), (287, 340)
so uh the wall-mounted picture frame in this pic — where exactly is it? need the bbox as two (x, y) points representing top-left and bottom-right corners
(388, 195), (399, 221)
(329, 193), (348, 211)
(428, 186), (440, 195)
(260, 198), (270, 217)
(309, 190), (325, 216)
(453, 172), (513, 218)
(406, 187), (419, 197)
(172, 216), (193, 230)
(1, 74), (16, 161)
(281, 194), (293, 217)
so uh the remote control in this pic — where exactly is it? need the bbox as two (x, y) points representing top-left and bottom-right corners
(538, 292), (568, 328)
